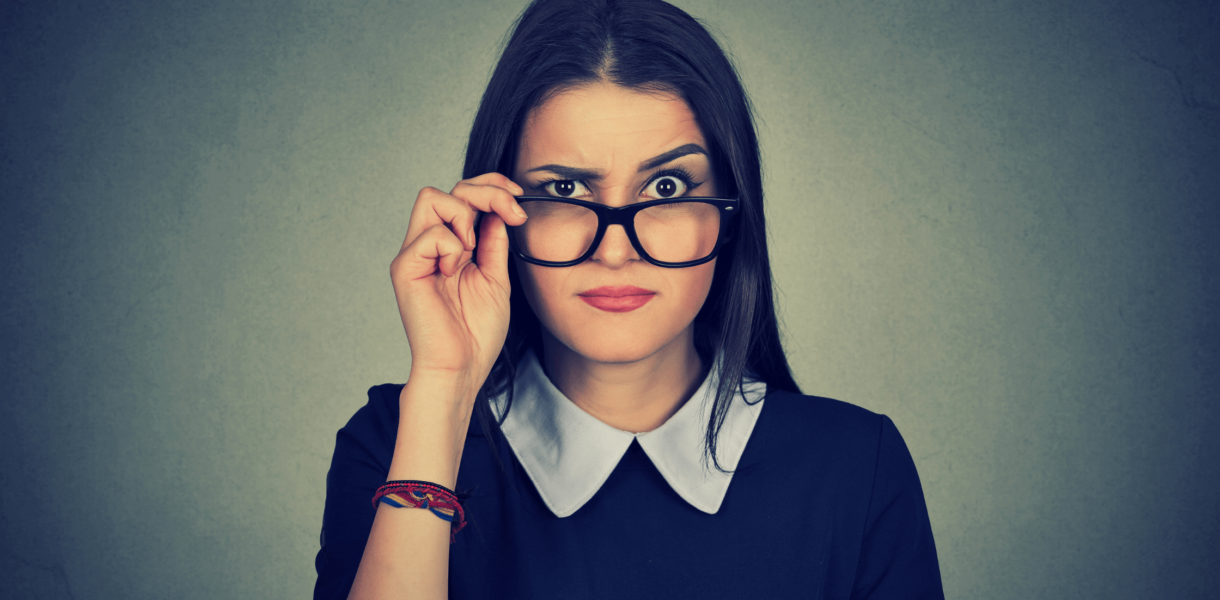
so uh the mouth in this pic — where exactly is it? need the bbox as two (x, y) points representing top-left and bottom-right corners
(577, 286), (656, 313)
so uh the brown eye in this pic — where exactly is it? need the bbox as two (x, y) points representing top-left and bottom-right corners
(543, 180), (588, 197)
(643, 175), (688, 199)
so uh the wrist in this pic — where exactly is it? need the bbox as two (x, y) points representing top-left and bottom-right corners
(388, 375), (481, 488)
(406, 365), (483, 404)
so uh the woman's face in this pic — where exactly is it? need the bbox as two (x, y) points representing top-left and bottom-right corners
(511, 81), (719, 365)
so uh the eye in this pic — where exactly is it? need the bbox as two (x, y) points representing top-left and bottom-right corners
(542, 180), (591, 198)
(642, 175), (689, 199)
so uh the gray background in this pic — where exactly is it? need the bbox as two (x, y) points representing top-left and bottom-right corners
(2, 0), (1217, 598)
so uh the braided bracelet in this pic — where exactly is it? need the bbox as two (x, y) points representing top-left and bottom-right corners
(372, 480), (467, 543)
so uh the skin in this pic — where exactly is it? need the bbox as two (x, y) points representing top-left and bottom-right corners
(349, 81), (720, 599)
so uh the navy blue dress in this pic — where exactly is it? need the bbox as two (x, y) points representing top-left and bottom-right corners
(314, 385), (944, 599)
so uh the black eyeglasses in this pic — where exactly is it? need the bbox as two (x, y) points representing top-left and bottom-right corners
(506, 196), (739, 268)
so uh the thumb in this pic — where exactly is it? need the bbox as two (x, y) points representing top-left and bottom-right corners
(474, 211), (512, 290)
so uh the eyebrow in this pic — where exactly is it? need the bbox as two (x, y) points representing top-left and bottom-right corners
(525, 143), (708, 180)
(638, 143), (707, 171)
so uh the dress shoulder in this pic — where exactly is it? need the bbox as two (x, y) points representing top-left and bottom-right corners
(750, 389), (895, 466)
(753, 390), (943, 598)
(761, 389), (884, 428)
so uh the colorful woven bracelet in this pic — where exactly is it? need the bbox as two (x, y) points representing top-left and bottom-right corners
(372, 480), (467, 543)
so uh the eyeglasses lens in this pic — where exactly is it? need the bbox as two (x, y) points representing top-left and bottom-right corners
(512, 201), (721, 263)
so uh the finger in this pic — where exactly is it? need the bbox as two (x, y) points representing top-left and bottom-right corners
(392, 223), (468, 284)
(461, 172), (525, 196)
(450, 181), (528, 227)
(474, 211), (511, 290)
(404, 187), (479, 251)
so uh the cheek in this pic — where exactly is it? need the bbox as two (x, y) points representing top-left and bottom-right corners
(675, 260), (717, 315)
(515, 260), (565, 330)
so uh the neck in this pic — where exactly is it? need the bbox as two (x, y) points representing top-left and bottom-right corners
(540, 326), (706, 433)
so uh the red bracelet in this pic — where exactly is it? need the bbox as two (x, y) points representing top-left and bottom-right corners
(372, 480), (467, 543)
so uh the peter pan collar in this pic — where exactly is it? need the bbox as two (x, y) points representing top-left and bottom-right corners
(491, 348), (766, 518)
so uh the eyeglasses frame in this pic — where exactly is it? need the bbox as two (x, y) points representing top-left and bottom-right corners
(506, 195), (739, 268)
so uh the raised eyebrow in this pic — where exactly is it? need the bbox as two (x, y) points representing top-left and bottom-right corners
(637, 143), (708, 172)
(524, 144), (708, 180)
(525, 165), (604, 181)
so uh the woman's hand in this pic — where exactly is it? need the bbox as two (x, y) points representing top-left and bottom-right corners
(390, 172), (528, 394)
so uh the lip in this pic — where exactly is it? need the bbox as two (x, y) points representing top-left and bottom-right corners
(577, 286), (656, 313)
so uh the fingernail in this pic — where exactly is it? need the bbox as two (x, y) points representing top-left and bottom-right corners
(511, 183), (524, 195)
(512, 203), (527, 219)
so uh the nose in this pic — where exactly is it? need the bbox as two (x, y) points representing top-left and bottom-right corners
(590, 223), (640, 268)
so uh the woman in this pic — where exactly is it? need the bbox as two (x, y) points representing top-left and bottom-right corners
(316, 0), (943, 598)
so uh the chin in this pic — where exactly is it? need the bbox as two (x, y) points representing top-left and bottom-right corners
(549, 317), (690, 365)
(564, 341), (658, 365)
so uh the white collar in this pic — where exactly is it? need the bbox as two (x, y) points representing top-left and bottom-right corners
(491, 349), (766, 518)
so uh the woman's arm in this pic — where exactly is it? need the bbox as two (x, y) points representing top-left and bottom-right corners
(851, 416), (944, 599)
(347, 377), (473, 599)
(333, 173), (526, 600)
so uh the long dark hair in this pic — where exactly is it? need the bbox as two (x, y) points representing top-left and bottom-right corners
(464, 0), (801, 471)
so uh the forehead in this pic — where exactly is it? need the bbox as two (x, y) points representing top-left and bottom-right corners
(517, 81), (705, 168)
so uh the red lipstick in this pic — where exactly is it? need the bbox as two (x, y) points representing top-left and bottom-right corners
(577, 286), (656, 313)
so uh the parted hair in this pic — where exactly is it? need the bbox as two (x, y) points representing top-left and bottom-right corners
(464, 0), (801, 471)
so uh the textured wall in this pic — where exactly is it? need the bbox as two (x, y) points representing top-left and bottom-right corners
(2, 0), (1216, 598)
